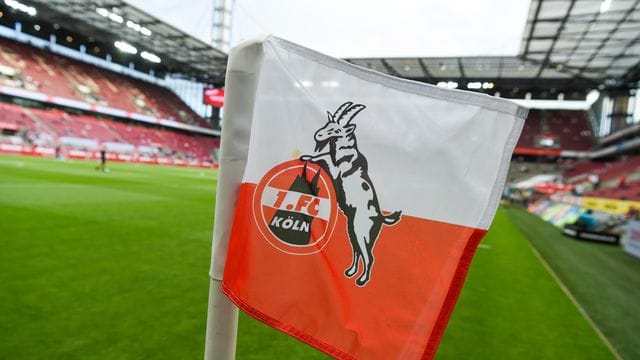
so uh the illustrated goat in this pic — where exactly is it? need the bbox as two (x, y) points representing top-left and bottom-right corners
(301, 102), (402, 286)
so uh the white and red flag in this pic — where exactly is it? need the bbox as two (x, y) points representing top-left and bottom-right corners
(209, 36), (527, 359)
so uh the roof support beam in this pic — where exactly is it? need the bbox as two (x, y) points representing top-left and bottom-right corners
(530, 25), (640, 41)
(536, 9), (635, 22)
(417, 58), (436, 83)
(380, 59), (400, 77)
(576, 0), (640, 78)
(623, 59), (640, 83)
(522, 0), (543, 56)
(534, 0), (577, 78)
(457, 58), (466, 81)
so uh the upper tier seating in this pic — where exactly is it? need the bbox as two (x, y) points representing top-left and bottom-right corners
(516, 109), (595, 151)
(0, 38), (210, 129)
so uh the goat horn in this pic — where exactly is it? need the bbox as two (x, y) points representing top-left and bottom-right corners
(327, 111), (334, 123)
(333, 102), (353, 120)
(337, 103), (366, 125)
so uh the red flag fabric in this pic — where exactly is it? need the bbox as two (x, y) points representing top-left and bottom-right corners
(211, 36), (526, 359)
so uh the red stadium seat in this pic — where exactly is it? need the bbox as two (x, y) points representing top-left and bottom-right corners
(516, 109), (594, 151)
(0, 38), (210, 129)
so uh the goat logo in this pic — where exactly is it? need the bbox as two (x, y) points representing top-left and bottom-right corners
(300, 102), (402, 287)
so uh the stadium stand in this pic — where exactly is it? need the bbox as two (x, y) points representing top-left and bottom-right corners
(0, 34), (220, 167)
(507, 160), (565, 183)
(0, 38), (208, 128)
(559, 156), (640, 201)
(0, 101), (219, 163)
(516, 109), (594, 151)
(507, 109), (596, 185)
(563, 161), (607, 180)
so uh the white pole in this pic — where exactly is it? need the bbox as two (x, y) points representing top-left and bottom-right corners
(203, 36), (266, 360)
(204, 278), (238, 360)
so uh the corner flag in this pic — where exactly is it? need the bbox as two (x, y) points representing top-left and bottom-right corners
(207, 36), (527, 359)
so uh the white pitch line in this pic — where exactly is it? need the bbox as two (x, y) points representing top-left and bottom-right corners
(525, 239), (623, 360)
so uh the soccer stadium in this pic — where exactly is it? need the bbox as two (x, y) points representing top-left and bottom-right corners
(1, 0), (639, 359)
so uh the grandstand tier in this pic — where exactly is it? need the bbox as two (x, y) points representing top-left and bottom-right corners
(0, 101), (219, 164)
(0, 35), (220, 167)
(516, 109), (594, 153)
(0, 38), (211, 129)
(560, 156), (640, 201)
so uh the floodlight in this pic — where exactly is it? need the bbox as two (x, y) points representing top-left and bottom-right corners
(5, 0), (37, 16)
(141, 51), (161, 63)
(109, 13), (124, 23)
(114, 41), (137, 54)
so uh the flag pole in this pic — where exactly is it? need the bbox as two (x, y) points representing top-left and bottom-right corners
(204, 277), (238, 360)
(204, 174), (241, 360)
(203, 35), (266, 360)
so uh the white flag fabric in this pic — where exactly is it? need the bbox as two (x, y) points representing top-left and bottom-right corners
(210, 35), (526, 359)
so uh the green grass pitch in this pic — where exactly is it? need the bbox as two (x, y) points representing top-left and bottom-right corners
(0, 155), (618, 359)
(506, 206), (640, 360)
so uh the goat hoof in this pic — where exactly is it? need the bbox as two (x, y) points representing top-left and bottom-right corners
(356, 276), (369, 287)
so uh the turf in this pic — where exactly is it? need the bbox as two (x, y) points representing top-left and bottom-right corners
(436, 208), (614, 359)
(506, 206), (640, 360)
(0, 155), (323, 360)
(0, 155), (217, 359)
(0, 155), (616, 359)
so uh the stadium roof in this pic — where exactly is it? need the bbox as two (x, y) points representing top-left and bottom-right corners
(25, 0), (228, 84)
(346, 57), (593, 100)
(521, 0), (640, 87)
(346, 0), (640, 99)
(17, 0), (640, 97)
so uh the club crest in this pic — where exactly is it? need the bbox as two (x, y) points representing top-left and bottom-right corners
(253, 102), (402, 286)
(253, 160), (339, 255)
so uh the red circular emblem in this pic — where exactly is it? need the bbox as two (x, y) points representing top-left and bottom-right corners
(252, 159), (338, 255)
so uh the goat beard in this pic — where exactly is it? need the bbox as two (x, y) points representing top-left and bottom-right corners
(314, 138), (330, 153)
